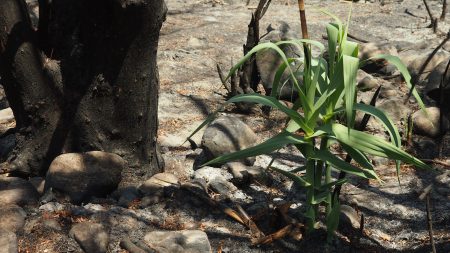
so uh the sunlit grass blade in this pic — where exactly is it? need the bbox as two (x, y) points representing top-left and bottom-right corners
(343, 55), (359, 128)
(371, 55), (427, 115)
(202, 131), (310, 166)
(271, 58), (297, 98)
(311, 149), (379, 180)
(185, 110), (220, 144)
(227, 94), (313, 134)
(326, 23), (339, 75)
(270, 166), (311, 187)
(340, 142), (373, 170)
(326, 123), (431, 170)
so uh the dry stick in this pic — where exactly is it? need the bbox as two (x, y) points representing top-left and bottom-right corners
(426, 195), (437, 253)
(333, 86), (382, 200)
(421, 159), (450, 168)
(322, 34), (369, 44)
(180, 182), (245, 225)
(405, 8), (428, 20)
(441, 0), (447, 21)
(297, 0), (309, 39)
(407, 31), (450, 102)
(439, 58), (450, 156)
(217, 63), (232, 93)
(236, 204), (265, 239)
(252, 224), (294, 245)
(423, 0), (438, 33)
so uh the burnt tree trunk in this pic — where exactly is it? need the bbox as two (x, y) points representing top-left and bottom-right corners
(0, 0), (166, 177)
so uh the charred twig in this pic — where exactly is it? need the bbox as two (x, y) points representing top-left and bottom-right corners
(180, 182), (246, 224)
(239, 0), (271, 92)
(418, 185), (436, 253)
(236, 204), (265, 238)
(439, 58), (450, 155)
(421, 159), (450, 167)
(441, 0), (447, 21)
(322, 34), (369, 44)
(426, 195), (437, 253)
(217, 63), (231, 93)
(423, 0), (438, 32)
(252, 224), (293, 245)
(405, 8), (428, 20)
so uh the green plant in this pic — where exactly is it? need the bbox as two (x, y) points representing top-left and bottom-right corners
(189, 11), (431, 241)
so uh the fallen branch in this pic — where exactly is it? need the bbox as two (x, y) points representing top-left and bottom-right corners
(441, 0), (447, 21)
(252, 224), (293, 245)
(426, 194), (437, 253)
(236, 204), (265, 239)
(421, 159), (450, 168)
(404, 8), (427, 20)
(180, 182), (246, 225)
(322, 34), (368, 44)
(423, 0), (438, 32)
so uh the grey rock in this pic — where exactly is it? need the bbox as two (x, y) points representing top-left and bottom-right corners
(400, 50), (450, 80)
(224, 162), (249, 185)
(194, 166), (233, 183)
(359, 42), (398, 61)
(83, 203), (106, 212)
(0, 86), (9, 110)
(144, 230), (211, 253)
(201, 115), (258, 166)
(45, 151), (125, 204)
(0, 205), (26, 233)
(247, 166), (272, 186)
(0, 108), (16, 135)
(43, 218), (62, 231)
(377, 99), (410, 124)
(358, 76), (379, 91)
(69, 222), (109, 253)
(187, 37), (206, 49)
(413, 135), (439, 160)
(339, 205), (360, 230)
(139, 172), (179, 196)
(412, 107), (449, 138)
(379, 87), (397, 98)
(256, 21), (300, 99)
(208, 177), (238, 197)
(0, 134), (15, 160)
(118, 186), (140, 208)
(0, 108), (14, 125)
(39, 202), (65, 212)
(425, 59), (450, 103)
(139, 195), (162, 208)
(0, 177), (39, 206)
(29, 177), (45, 196)
(0, 230), (18, 253)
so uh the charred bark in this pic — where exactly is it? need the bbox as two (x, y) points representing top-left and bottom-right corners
(0, 0), (166, 177)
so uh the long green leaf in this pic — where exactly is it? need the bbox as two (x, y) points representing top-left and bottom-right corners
(270, 166), (311, 187)
(326, 123), (431, 170)
(343, 55), (359, 128)
(311, 149), (379, 180)
(202, 131), (310, 166)
(227, 94), (313, 134)
(371, 55), (427, 115)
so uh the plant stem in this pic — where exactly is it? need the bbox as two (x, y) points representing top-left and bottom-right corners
(441, 0), (447, 21)
(297, 0), (309, 39)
